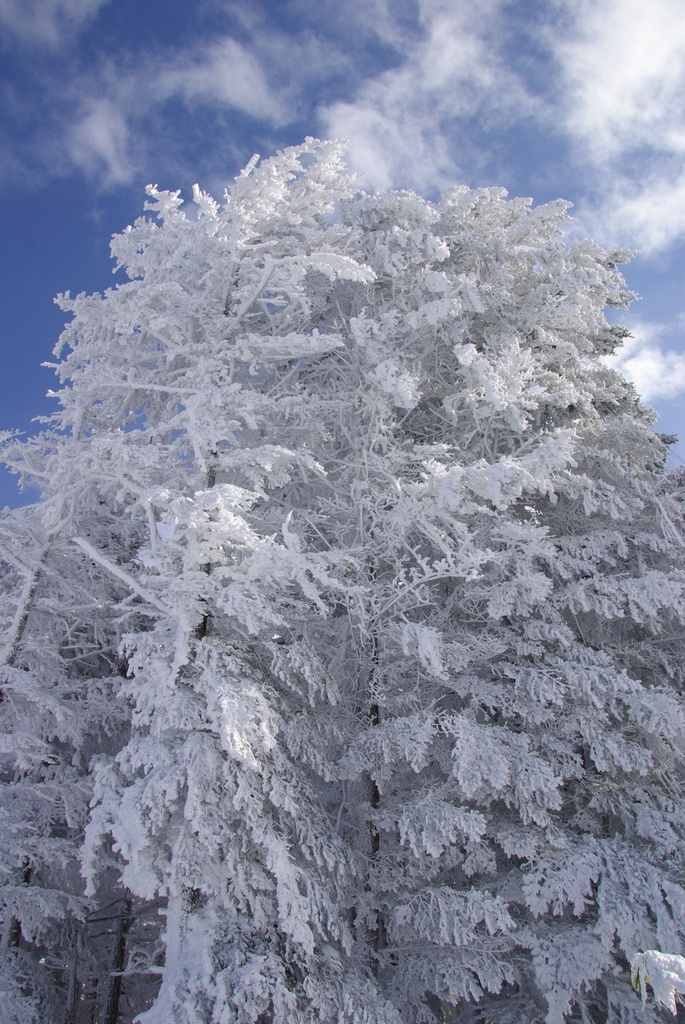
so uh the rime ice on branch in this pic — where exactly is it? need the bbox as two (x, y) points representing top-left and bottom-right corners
(2, 139), (685, 1024)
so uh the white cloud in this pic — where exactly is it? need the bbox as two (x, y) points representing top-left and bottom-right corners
(324, 101), (454, 195)
(2, 0), (534, 197)
(10, 0), (685, 271)
(604, 320), (685, 402)
(286, 0), (413, 54)
(576, 171), (685, 255)
(156, 38), (285, 124)
(322, 0), (533, 192)
(0, 0), (108, 46)
(548, 0), (685, 254)
(551, 0), (685, 161)
(57, 35), (287, 188)
(67, 99), (133, 186)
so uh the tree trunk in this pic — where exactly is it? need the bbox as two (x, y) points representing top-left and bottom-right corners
(63, 938), (79, 1024)
(365, 629), (386, 975)
(99, 899), (131, 1024)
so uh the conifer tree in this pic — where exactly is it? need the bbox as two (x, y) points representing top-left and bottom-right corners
(3, 138), (685, 1024)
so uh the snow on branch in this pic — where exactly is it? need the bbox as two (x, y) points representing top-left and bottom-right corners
(632, 951), (685, 1015)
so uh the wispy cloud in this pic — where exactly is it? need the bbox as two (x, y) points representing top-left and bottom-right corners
(322, 0), (533, 192)
(0, 0), (109, 46)
(549, 0), (685, 252)
(5, 0), (685, 268)
(551, 0), (685, 161)
(42, 35), (286, 189)
(155, 37), (286, 124)
(67, 98), (133, 186)
(44, 23), (354, 189)
(577, 172), (685, 255)
(605, 320), (685, 403)
(0, 1), (543, 198)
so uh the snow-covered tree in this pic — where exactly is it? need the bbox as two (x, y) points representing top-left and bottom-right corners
(3, 138), (685, 1024)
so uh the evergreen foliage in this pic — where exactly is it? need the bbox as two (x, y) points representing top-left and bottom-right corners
(2, 139), (685, 1023)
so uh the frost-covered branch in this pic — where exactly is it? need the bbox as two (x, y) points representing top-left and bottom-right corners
(72, 537), (170, 615)
(0, 546), (48, 666)
(632, 951), (685, 1015)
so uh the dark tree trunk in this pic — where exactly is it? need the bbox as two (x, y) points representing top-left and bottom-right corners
(99, 899), (131, 1024)
(63, 938), (79, 1024)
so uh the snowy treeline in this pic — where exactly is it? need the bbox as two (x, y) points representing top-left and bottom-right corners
(1, 139), (685, 1023)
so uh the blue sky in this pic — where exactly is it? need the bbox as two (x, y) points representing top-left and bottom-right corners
(1, 0), (684, 506)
